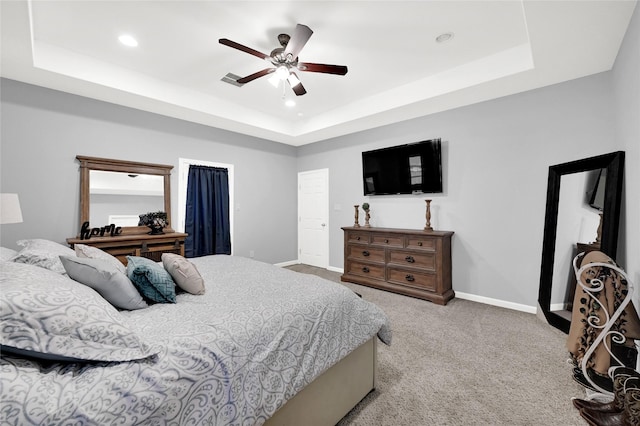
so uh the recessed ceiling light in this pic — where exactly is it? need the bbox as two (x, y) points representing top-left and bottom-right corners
(285, 99), (296, 108)
(435, 32), (454, 43)
(118, 34), (138, 47)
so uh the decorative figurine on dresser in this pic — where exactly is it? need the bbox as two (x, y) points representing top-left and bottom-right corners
(341, 225), (454, 305)
(67, 156), (187, 265)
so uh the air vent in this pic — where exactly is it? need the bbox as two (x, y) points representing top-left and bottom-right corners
(221, 73), (244, 87)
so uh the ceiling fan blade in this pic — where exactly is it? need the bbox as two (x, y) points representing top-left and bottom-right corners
(283, 24), (313, 59)
(297, 62), (348, 75)
(289, 72), (307, 96)
(219, 38), (269, 60)
(237, 68), (275, 84)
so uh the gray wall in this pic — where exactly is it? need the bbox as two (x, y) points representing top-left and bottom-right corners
(0, 80), (298, 264)
(297, 72), (619, 309)
(613, 3), (640, 288)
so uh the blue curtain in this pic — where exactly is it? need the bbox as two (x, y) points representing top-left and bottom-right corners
(184, 165), (231, 257)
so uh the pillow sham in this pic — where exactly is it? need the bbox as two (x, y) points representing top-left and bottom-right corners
(127, 256), (176, 303)
(162, 253), (205, 295)
(0, 262), (158, 362)
(60, 256), (148, 310)
(12, 239), (76, 274)
(0, 247), (17, 262)
(74, 243), (126, 275)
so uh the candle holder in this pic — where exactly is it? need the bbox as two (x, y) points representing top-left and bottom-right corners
(424, 199), (433, 231)
(354, 205), (360, 227)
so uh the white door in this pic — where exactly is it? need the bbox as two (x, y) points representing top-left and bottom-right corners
(298, 169), (329, 268)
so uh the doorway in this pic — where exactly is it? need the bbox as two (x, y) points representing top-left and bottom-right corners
(298, 169), (329, 268)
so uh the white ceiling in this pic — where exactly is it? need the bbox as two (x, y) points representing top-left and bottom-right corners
(1, 1), (636, 146)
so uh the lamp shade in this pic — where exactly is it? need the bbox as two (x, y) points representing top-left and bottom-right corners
(0, 193), (23, 224)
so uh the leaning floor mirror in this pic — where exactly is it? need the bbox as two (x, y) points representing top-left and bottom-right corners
(538, 151), (625, 333)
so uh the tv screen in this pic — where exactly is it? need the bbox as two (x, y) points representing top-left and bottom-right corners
(362, 139), (443, 195)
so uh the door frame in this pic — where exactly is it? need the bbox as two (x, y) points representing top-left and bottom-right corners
(178, 158), (234, 255)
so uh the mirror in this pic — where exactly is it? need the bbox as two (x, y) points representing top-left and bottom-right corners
(76, 156), (174, 235)
(539, 151), (625, 333)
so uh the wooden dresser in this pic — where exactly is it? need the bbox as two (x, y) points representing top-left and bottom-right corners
(67, 232), (187, 265)
(341, 227), (454, 305)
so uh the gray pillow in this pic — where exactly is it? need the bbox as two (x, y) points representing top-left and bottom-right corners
(74, 243), (126, 275)
(0, 262), (158, 362)
(0, 247), (17, 261)
(60, 256), (148, 310)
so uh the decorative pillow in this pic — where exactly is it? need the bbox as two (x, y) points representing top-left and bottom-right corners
(0, 247), (17, 262)
(162, 253), (205, 295)
(12, 239), (76, 274)
(127, 256), (176, 303)
(60, 256), (148, 310)
(74, 243), (126, 275)
(0, 262), (159, 362)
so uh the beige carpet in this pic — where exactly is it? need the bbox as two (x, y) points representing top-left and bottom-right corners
(286, 264), (587, 426)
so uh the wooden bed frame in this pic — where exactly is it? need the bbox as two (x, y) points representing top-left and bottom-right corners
(265, 337), (377, 425)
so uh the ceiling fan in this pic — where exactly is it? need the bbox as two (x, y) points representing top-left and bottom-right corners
(219, 24), (348, 96)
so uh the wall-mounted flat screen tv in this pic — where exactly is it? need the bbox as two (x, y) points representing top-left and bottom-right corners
(362, 139), (442, 195)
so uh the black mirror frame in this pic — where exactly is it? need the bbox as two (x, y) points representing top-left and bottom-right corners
(538, 151), (625, 333)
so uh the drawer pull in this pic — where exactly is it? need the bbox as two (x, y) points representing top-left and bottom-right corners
(384, 239), (389, 243)
(405, 256), (415, 263)
(362, 250), (370, 257)
(418, 242), (423, 246)
(362, 267), (370, 273)
(405, 274), (415, 282)
(356, 236), (361, 240)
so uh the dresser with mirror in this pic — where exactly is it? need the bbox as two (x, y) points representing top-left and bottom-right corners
(67, 155), (187, 265)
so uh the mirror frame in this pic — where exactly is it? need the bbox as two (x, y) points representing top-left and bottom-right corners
(76, 155), (174, 236)
(538, 151), (625, 333)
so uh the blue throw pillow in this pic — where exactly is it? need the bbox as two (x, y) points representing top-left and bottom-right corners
(126, 256), (176, 303)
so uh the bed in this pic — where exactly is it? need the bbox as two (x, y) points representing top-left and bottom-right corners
(0, 241), (391, 425)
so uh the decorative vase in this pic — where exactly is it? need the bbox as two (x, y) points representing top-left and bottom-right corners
(147, 224), (165, 235)
(364, 209), (371, 228)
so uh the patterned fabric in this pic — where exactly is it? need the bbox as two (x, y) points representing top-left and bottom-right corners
(11, 239), (76, 274)
(0, 247), (17, 262)
(127, 255), (176, 303)
(162, 253), (205, 294)
(60, 255), (148, 310)
(0, 262), (159, 362)
(567, 251), (640, 377)
(74, 243), (127, 275)
(0, 255), (391, 425)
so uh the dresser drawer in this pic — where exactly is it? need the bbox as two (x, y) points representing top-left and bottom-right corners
(406, 236), (436, 250)
(347, 231), (370, 244)
(388, 249), (436, 270)
(387, 267), (437, 291)
(371, 234), (404, 248)
(346, 260), (386, 280)
(346, 245), (385, 263)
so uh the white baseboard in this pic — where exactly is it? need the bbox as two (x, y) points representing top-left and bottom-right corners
(455, 291), (537, 314)
(275, 261), (536, 314)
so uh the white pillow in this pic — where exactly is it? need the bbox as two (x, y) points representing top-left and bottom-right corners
(74, 243), (126, 275)
(12, 239), (76, 274)
(0, 262), (158, 362)
(60, 255), (148, 310)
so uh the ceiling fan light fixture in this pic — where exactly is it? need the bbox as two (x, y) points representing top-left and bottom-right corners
(268, 74), (281, 88)
(275, 65), (290, 80)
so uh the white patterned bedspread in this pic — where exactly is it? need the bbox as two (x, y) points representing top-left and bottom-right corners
(1, 255), (391, 425)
